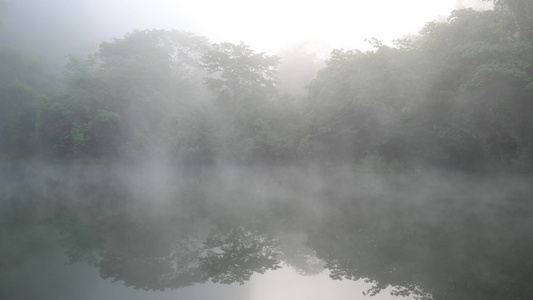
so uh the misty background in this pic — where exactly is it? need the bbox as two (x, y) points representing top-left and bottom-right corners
(0, 0), (492, 67)
(2, 0), (533, 299)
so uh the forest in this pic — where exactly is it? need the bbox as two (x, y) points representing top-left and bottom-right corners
(3, 1), (533, 300)
(1, 0), (533, 172)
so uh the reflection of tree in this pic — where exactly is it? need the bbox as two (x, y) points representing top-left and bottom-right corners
(59, 205), (282, 290)
(306, 189), (533, 300)
(308, 219), (431, 299)
(51, 171), (533, 299)
(201, 226), (281, 284)
(8, 165), (533, 300)
(0, 167), (60, 272)
(0, 197), (54, 271)
(278, 233), (325, 276)
(52, 178), (283, 290)
(58, 204), (208, 290)
(98, 234), (206, 290)
(39, 166), (285, 291)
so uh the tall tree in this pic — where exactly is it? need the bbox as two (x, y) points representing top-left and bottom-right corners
(39, 30), (214, 162)
(486, 0), (533, 40)
(302, 8), (533, 170)
(203, 42), (279, 111)
(202, 42), (282, 163)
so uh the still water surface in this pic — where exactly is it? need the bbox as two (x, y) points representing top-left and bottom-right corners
(2, 162), (532, 300)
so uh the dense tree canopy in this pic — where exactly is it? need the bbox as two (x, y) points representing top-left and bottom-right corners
(203, 42), (279, 110)
(300, 8), (533, 170)
(1, 6), (532, 170)
(36, 30), (215, 161)
(488, 0), (533, 40)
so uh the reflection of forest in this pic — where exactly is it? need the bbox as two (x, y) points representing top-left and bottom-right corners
(2, 164), (533, 300)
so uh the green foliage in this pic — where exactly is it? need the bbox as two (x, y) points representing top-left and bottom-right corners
(97, 30), (207, 98)
(37, 92), (122, 158)
(2, 7), (533, 170)
(37, 30), (214, 162)
(304, 45), (424, 165)
(166, 105), (217, 164)
(487, 0), (533, 40)
(202, 42), (289, 163)
(301, 8), (533, 171)
(87, 30), (210, 161)
(203, 42), (279, 110)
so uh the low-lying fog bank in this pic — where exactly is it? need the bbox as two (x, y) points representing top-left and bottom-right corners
(1, 161), (532, 300)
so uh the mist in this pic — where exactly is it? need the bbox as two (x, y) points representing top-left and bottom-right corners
(2, 0), (533, 299)
(2, 162), (533, 299)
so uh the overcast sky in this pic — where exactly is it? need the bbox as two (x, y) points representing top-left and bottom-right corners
(1, 0), (492, 59)
(78, 0), (492, 52)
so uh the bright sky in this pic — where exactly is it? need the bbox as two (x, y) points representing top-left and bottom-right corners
(86, 0), (492, 53)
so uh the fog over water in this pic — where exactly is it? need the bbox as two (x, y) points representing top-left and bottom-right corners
(2, 0), (533, 299)
(2, 162), (533, 299)
(2, 242), (396, 300)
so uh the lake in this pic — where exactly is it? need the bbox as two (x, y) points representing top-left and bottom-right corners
(2, 162), (532, 300)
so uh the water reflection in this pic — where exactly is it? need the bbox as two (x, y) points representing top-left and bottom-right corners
(1, 163), (533, 300)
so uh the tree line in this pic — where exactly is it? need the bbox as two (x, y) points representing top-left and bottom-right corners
(1, 2), (533, 171)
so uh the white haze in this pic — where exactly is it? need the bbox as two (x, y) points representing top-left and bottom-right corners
(1, 0), (492, 59)
(4, 162), (531, 299)
(121, 0), (493, 52)
(0, 1), (505, 299)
